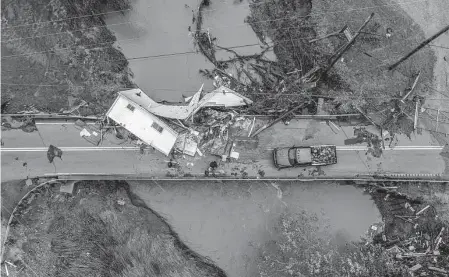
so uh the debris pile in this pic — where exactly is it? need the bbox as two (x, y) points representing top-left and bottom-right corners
(366, 185), (449, 276)
(1, 116), (37, 133)
(75, 119), (102, 146)
(310, 145), (337, 165)
(344, 126), (383, 157)
(173, 109), (253, 161)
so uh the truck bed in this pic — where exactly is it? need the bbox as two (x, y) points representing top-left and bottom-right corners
(310, 145), (337, 165)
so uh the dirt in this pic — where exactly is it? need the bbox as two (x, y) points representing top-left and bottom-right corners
(1, 0), (135, 115)
(1, 180), (226, 277)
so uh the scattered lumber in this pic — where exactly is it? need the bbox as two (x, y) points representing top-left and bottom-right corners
(416, 205), (430, 216)
(428, 267), (447, 274)
(308, 25), (348, 43)
(250, 104), (304, 137)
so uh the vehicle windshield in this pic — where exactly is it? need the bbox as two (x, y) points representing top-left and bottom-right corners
(288, 148), (296, 165)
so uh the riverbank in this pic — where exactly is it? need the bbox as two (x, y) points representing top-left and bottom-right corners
(129, 180), (382, 277)
(1, 180), (227, 277)
(1, 0), (135, 115)
(2, 179), (448, 276)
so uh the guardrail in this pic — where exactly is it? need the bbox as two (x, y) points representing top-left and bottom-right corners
(1, 113), (361, 120)
(1, 114), (102, 120)
(45, 174), (449, 182)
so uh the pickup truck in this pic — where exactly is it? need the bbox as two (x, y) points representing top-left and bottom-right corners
(273, 145), (337, 169)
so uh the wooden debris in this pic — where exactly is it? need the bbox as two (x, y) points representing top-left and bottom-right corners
(308, 25), (348, 43)
(343, 26), (353, 41)
(5, 261), (16, 268)
(400, 72), (421, 103)
(410, 264), (422, 272)
(434, 227), (445, 246)
(416, 205), (430, 216)
(394, 215), (415, 224)
(428, 267), (447, 274)
(405, 202), (416, 212)
(397, 252), (427, 258)
(250, 104), (304, 137)
(248, 116), (256, 137)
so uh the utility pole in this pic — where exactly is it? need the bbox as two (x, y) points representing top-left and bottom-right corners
(388, 24), (449, 71)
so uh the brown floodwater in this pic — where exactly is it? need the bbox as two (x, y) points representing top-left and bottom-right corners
(130, 181), (381, 277)
(105, 0), (268, 102)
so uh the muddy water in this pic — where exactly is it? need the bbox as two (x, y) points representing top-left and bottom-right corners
(105, 0), (264, 102)
(130, 181), (381, 277)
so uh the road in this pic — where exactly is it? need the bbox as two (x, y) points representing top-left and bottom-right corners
(1, 118), (446, 182)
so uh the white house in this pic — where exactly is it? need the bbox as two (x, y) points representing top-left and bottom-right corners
(106, 89), (178, 156)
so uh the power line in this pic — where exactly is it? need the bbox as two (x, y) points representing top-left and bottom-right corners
(1, 20), (147, 43)
(1, 36), (143, 58)
(0, 0), (265, 30)
(1, 2), (431, 50)
(1, 7), (133, 30)
(0, 22), (423, 60)
(1, 0), (432, 33)
(0, 16), (375, 45)
(3, 0), (443, 61)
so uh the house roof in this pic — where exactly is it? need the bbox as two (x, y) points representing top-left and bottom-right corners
(106, 93), (178, 155)
(117, 85), (253, 121)
(203, 86), (253, 105)
(191, 86), (253, 116)
(119, 86), (203, 120)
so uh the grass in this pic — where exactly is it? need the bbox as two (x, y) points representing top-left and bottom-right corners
(1, 0), (135, 115)
(2, 181), (227, 277)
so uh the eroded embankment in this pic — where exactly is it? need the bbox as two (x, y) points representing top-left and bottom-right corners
(1, 180), (227, 277)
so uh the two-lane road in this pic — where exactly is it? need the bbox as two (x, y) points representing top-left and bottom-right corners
(1, 119), (446, 181)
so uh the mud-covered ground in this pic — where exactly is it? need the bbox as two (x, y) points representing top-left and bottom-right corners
(1, 0), (135, 115)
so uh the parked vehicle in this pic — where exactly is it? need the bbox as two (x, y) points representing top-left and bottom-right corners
(273, 145), (337, 169)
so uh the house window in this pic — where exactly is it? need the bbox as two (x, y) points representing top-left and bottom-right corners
(126, 104), (135, 112)
(151, 122), (164, 133)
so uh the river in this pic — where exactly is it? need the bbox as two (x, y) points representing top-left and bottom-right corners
(105, 0), (265, 102)
(130, 181), (381, 277)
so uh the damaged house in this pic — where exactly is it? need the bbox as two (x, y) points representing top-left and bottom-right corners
(107, 85), (253, 156)
(106, 89), (179, 156)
